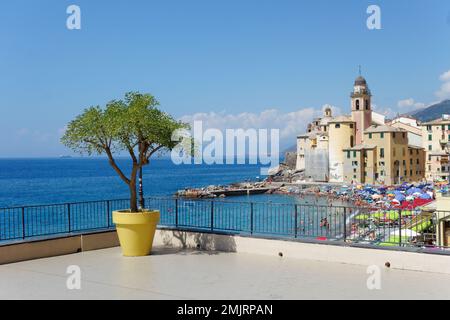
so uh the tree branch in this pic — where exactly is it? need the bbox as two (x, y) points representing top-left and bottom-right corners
(105, 148), (131, 185)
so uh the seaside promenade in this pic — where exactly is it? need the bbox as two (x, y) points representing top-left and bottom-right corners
(1, 246), (449, 300)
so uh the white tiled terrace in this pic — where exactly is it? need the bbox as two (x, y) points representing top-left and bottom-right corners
(1, 246), (449, 300)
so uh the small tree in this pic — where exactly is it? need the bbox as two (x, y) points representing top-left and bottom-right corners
(62, 92), (189, 212)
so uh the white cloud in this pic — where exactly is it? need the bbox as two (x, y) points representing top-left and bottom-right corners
(397, 98), (425, 110)
(436, 81), (450, 100)
(439, 70), (450, 82)
(180, 105), (339, 148)
(435, 70), (450, 100)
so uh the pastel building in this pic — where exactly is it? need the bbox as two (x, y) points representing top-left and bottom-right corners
(296, 76), (426, 184)
(420, 117), (450, 181)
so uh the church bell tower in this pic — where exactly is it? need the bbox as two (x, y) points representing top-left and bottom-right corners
(351, 75), (372, 145)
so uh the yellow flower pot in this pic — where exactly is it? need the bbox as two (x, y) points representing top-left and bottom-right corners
(113, 210), (160, 257)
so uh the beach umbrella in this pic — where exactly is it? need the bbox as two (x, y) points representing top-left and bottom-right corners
(392, 191), (406, 202)
(407, 187), (422, 195)
(419, 193), (432, 200)
(372, 194), (383, 200)
(406, 195), (415, 202)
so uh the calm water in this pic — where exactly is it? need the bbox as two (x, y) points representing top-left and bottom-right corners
(0, 158), (351, 242)
(0, 158), (270, 208)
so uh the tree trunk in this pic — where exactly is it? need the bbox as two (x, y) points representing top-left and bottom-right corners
(129, 165), (139, 212)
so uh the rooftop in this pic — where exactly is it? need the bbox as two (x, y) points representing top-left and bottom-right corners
(365, 125), (406, 133)
(343, 144), (376, 151)
(328, 115), (354, 124)
(421, 118), (450, 125)
(1, 247), (450, 300)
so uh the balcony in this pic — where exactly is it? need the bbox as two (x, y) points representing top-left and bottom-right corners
(2, 244), (450, 300)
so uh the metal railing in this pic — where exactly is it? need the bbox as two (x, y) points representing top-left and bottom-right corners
(0, 197), (448, 250)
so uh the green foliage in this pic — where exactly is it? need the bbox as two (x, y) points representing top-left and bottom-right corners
(61, 92), (190, 211)
(62, 91), (189, 161)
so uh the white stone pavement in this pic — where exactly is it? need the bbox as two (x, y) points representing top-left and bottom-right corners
(0, 247), (449, 300)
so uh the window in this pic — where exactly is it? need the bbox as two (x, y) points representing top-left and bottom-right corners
(364, 172), (367, 177)
(349, 124), (354, 128)
(417, 159), (419, 164)
(347, 151), (350, 159)
(335, 124), (340, 129)
(410, 170), (413, 176)
(350, 136), (354, 148)
(355, 100), (360, 110)
(369, 133), (372, 139)
(353, 151), (357, 158)
(365, 100), (369, 110)
(409, 149), (413, 156)
(410, 159), (413, 165)
(403, 133), (406, 139)
(427, 125), (432, 131)
(380, 133), (384, 139)
(442, 125), (446, 131)
(403, 160), (406, 166)
(429, 134), (432, 141)
(393, 133), (396, 138)
(429, 145), (432, 151)
(380, 148), (385, 158)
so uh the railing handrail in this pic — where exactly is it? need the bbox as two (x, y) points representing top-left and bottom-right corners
(0, 196), (363, 211)
(0, 196), (448, 250)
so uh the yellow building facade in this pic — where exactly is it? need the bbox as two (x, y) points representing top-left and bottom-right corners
(296, 76), (426, 185)
(343, 127), (425, 185)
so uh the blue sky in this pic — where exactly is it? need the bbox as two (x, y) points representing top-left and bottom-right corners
(1, 0), (450, 157)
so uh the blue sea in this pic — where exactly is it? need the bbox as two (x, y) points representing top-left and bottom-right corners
(0, 158), (274, 208)
(0, 158), (350, 242)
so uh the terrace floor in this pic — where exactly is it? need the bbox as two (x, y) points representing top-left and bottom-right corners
(1, 247), (450, 300)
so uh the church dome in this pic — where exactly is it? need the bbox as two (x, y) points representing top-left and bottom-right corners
(355, 76), (367, 86)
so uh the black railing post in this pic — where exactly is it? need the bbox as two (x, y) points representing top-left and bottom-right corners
(398, 209), (402, 247)
(106, 200), (110, 228)
(21, 207), (26, 239)
(210, 201), (214, 231)
(67, 203), (71, 233)
(175, 198), (179, 227)
(250, 203), (254, 235)
(343, 207), (347, 243)
(294, 204), (298, 238)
